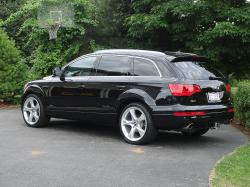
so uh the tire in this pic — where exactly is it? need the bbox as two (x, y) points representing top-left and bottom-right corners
(22, 94), (50, 128)
(181, 128), (209, 137)
(119, 102), (157, 145)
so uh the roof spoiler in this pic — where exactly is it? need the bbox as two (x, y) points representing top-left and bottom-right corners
(164, 51), (210, 63)
(170, 55), (210, 63)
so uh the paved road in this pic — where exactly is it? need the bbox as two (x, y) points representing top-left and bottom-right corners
(0, 109), (247, 187)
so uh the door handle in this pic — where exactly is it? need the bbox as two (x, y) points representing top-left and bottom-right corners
(80, 84), (86, 88)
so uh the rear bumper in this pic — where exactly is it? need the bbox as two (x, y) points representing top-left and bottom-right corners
(151, 104), (234, 130)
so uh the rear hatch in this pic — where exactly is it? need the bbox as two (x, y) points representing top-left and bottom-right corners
(171, 60), (231, 106)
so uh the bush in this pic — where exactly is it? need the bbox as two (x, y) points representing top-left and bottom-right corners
(0, 28), (28, 104)
(2, 0), (98, 78)
(232, 80), (250, 128)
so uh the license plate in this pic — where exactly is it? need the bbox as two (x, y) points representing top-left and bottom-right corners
(207, 92), (222, 103)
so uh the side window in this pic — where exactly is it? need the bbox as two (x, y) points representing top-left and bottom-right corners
(133, 58), (160, 76)
(157, 59), (176, 77)
(63, 56), (97, 77)
(96, 56), (131, 76)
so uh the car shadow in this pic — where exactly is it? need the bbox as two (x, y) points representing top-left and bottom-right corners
(48, 119), (121, 140)
(153, 130), (227, 147)
(47, 119), (228, 147)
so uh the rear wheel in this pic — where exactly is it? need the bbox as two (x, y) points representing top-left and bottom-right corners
(119, 103), (157, 145)
(181, 128), (209, 137)
(22, 94), (50, 127)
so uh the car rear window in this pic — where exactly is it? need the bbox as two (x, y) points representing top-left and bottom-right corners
(173, 61), (224, 80)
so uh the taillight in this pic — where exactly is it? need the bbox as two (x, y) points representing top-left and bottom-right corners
(169, 84), (201, 96)
(226, 84), (231, 93)
(173, 111), (205, 116)
(228, 107), (234, 113)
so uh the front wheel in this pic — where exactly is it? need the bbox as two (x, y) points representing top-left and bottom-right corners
(22, 94), (50, 128)
(119, 103), (157, 145)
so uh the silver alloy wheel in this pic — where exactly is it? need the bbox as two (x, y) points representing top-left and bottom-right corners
(23, 97), (40, 125)
(121, 106), (147, 142)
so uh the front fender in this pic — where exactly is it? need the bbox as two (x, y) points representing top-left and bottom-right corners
(22, 84), (46, 104)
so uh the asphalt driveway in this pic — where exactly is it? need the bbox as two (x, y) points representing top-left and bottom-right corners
(0, 108), (247, 187)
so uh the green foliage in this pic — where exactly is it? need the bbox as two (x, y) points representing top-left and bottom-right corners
(0, 0), (26, 21)
(2, 0), (98, 79)
(232, 80), (250, 128)
(1, 0), (250, 104)
(90, 0), (131, 49)
(126, 0), (250, 77)
(0, 28), (28, 103)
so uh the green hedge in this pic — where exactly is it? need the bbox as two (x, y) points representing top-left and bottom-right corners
(232, 80), (250, 129)
(0, 28), (28, 104)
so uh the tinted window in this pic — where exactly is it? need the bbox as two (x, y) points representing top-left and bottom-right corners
(134, 58), (159, 76)
(64, 56), (97, 77)
(158, 59), (175, 77)
(173, 61), (224, 80)
(96, 56), (131, 76)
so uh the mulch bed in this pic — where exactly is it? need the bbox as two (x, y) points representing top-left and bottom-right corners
(232, 120), (250, 140)
(0, 102), (18, 109)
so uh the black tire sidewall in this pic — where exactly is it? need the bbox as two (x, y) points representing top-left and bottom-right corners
(119, 102), (157, 145)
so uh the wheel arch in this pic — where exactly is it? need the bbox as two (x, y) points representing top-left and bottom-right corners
(22, 85), (46, 105)
(116, 90), (155, 120)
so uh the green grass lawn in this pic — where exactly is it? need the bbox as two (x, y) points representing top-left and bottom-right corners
(210, 144), (250, 187)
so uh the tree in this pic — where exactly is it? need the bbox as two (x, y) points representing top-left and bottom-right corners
(89, 0), (132, 49)
(0, 28), (28, 103)
(0, 0), (26, 21)
(125, 0), (250, 77)
(2, 0), (98, 77)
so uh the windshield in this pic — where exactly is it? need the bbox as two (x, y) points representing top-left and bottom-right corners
(173, 61), (224, 80)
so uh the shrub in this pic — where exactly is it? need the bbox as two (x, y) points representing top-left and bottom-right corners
(0, 28), (28, 104)
(232, 80), (250, 128)
(2, 0), (98, 78)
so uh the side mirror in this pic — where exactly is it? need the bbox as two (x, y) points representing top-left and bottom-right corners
(52, 67), (62, 77)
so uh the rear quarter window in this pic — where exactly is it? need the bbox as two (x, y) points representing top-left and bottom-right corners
(133, 58), (160, 76)
(173, 61), (224, 80)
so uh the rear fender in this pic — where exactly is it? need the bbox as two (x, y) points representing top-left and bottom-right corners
(118, 89), (156, 109)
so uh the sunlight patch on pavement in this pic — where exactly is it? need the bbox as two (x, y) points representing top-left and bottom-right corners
(31, 150), (47, 156)
(129, 147), (145, 154)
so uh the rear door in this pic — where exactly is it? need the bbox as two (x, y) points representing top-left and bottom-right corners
(172, 61), (230, 105)
(87, 55), (132, 114)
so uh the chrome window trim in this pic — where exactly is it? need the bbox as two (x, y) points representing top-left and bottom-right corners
(61, 55), (100, 78)
(62, 54), (99, 69)
(62, 54), (162, 78)
(95, 54), (162, 77)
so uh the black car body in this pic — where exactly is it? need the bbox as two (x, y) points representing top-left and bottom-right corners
(22, 49), (234, 144)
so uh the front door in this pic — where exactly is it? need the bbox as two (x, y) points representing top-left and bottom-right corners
(48, 55), (99, 113)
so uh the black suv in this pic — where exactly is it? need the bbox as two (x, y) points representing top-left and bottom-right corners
(22, 49), (234, 144)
